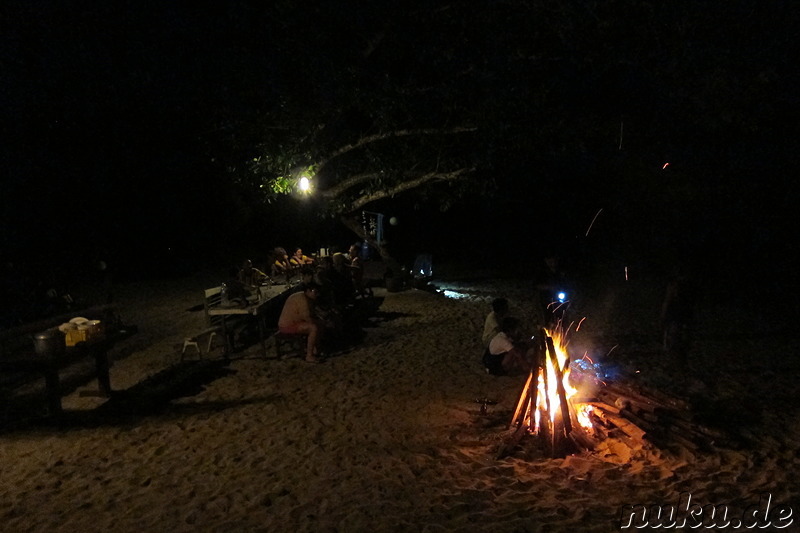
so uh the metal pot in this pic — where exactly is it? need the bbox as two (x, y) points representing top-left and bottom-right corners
(33, 328), (66, 357)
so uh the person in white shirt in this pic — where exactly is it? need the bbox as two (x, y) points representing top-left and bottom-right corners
(483, 316), (530, 375)
(482, 298), (509, 346)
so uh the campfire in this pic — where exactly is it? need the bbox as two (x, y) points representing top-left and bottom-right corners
(500, 326), (595, 458)
(497, 326), (720, 460)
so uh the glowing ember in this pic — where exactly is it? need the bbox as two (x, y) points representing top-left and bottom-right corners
(574, 403), (595, 429)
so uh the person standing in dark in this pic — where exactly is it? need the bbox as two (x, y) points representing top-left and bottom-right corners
(238, 259), (268, 288)
(348, 243), (369, 297)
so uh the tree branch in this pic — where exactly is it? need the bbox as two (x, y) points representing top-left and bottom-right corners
(339, 214), (401, 264)
(320, 173), (382, 200)
(347, 168), (474, 211)
(317, 127), (477, 172)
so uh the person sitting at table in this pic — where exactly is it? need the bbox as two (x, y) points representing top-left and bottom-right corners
(238, 259), (268, 287)
(277, 281), (325, 363)
(290, 247), (315, 268)
(299, 265), (315, 285)
(309, 258), (345, 335)
(314, 256), (337, 305)
(332, 251), (348, 274)
(271, 247), (293, 279)
(330, 253), (356, 306)
(318, 257), (353, 308)
(223, 267), (251, 306)
(347, 243), (370, 297)
(220, 267), (263, 350)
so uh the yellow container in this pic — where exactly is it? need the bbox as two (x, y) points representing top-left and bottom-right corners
(65, 321), (103, 346)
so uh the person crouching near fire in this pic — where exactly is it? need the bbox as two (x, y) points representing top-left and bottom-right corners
(483, 316), (530, 376)
(278, 281), (325, 363)
(482, 297), (509, 346)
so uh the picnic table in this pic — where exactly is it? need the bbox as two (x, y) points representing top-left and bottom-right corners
(0, 306), (137, 415)
(206, 283), (294, 359)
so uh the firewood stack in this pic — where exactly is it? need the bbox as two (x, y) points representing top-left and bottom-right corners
(584, 382), (724, 456)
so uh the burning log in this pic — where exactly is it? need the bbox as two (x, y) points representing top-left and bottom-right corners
(567, 422), (599, 451)
(499, 328), (589, 459)
(546, 335), (572, 437)
(592, 410), (647, 441)
(586, 401), (620, 415)
(509, 370), (534, 430)
(598, 389), (658, 414)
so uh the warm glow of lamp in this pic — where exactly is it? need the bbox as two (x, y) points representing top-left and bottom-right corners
(298, 176), (311, 192)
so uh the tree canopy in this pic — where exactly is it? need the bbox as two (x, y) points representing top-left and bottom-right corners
(210, 1), (797, 223)
(2, 0), (797, 271)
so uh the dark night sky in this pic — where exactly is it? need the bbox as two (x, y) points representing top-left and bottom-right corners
(2, 1), (798, 293)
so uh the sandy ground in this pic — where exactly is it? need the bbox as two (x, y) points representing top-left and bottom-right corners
(1, 265), (799, 532)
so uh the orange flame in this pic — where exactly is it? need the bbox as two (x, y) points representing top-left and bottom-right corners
(532, 327), (594, 434)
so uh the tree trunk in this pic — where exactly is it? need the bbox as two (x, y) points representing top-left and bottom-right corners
(339, 213), (406, 289)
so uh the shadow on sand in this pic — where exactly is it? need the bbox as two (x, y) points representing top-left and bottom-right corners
(1, 359), (281, 434)
(351, 295), (419, 326)
(0, 293), (406, 434)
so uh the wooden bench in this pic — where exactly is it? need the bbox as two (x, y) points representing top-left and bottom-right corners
(181, 287), (229, 360)
(200, 284), (294, 360)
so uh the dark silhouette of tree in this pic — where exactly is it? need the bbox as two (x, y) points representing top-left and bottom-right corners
(218, 0), (798, 261)
(2, 0), (797, 272)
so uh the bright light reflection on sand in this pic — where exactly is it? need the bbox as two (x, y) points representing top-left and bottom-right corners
(441, 289), (469, 299)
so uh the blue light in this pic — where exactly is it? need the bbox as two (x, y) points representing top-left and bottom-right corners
(557, 292), (567, 303)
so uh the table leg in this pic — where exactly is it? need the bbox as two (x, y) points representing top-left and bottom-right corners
(221, 317), (232, 362)
(257, 314), (268, 360)
(94, 350), (112, 396)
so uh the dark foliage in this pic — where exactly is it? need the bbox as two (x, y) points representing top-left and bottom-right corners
(1, 1), (797, 285)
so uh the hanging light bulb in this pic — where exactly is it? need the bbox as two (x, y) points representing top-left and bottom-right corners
(298, 176), (311, 192)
